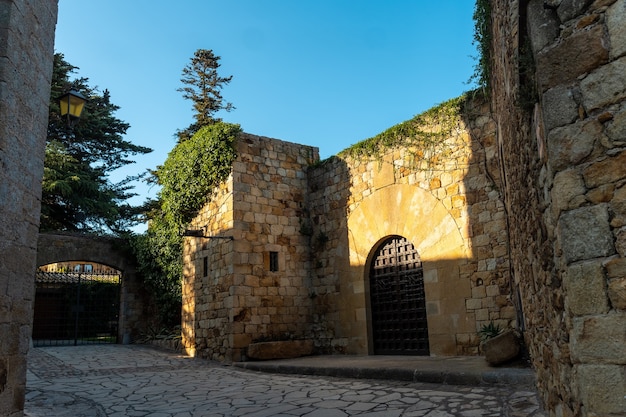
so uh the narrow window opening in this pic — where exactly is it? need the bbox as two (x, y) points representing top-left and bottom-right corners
(269, 251), (279, 272)
(203, 256), (208, 277)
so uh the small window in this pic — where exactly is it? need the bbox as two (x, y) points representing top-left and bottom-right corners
(203, 256), (208, 277)
(269, 251), (279, 272)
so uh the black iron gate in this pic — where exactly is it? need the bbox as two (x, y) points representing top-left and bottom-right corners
(33, 269), (121, 347)
(369, 236), (429, 355)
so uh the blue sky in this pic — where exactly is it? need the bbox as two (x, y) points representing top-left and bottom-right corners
(55, 1), (477, 213)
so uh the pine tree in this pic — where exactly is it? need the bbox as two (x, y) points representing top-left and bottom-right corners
(42, 53), (152, 234)
(176, 49), (234, 142)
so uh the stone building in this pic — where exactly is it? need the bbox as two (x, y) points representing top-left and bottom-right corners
(182, 97), (514, 361)
(490, 0), (626, 415)
(0, 1), (624, 416)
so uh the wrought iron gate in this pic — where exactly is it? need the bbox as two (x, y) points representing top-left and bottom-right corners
(33, 268), (121, 346)
(369, 236), (429, 355)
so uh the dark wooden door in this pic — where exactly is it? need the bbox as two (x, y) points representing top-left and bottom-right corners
(369, 236), (429, 355)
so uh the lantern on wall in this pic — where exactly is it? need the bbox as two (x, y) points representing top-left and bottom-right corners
(58, 89), (87, 127)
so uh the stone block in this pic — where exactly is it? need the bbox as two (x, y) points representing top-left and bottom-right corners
(608, 278), (626, 310)
(583, 150), (626, 189)
(575, 364), (626, 415)
(605, 107), (626, 143)
(541, 85), (578, 131)
(564, 260), (609, 315)
(547, 119), (600, 172)
(536, 24), (608, 91)
(528, 0), (561, 54)
(556, 0), (595, 22)
(570, 312), (626, 363)
(581, 56), (626, 111)
(606, 257), (626, 278)
(247, 340), (314, 360)
(466, 298), (482, 310)
(558, 204), (615, 263)
(608, 0), (626, 58)
(551, 169), (586, 216)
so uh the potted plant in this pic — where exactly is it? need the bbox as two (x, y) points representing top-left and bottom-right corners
(479, 322), (520, 366)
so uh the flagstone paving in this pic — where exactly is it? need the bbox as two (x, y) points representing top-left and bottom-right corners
(25, 345), (546, 417)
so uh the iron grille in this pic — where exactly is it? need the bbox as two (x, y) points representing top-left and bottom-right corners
(33, 269), (121, 346)
(370, 236), (429, 355)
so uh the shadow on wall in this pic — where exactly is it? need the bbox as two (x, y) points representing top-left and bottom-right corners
(181, 95), (518, 361)
(306, 95), (517, 357)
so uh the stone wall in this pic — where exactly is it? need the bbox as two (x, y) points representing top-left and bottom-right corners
(492, 0), (626, 415)
(182, 134), (318, 361)
(184, 97), (517, 359)
(307, 98), (513, 356)
(0, 1), (58, 415)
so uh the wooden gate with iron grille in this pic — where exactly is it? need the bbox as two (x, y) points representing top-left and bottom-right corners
(369, 236), (429, 355)
(33, 267), (121, 346)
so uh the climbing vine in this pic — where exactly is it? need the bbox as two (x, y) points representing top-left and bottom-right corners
(470, 0), (492, 93)
(131, 122), (240, 326)
(158, 122), (240, 228)
(340, 95), (469, 173)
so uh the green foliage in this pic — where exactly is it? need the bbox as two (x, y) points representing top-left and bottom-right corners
(340, 95), (467, 170)
(470, 0), (492, 92)
(43, 53), (152, 234)
(177, 49), (234, 142)
(479, 321), (502, 341)
(158, 122), (241, 228)
(130, 223), (183, 327)
(133, 122), (240, 326)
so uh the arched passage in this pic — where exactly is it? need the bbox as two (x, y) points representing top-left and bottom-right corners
(369, 235), (429, 355)
(35, 233), (149, 344)
(346, 183), (472, 356)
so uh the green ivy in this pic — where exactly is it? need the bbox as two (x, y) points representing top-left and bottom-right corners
(158, 122), (240, 229)
(340, 95), (467, 167)
(131, 122), (240, 327)
(470, 0), (492, 92)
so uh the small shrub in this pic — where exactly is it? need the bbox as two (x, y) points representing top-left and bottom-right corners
(479, 321), (502, 341)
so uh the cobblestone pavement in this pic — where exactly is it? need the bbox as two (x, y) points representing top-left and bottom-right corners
(26, 345), (546, 417)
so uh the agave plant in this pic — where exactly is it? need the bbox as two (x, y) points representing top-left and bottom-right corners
(479, 321), (502, 341)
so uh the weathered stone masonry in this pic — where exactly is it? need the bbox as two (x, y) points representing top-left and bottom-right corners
(182, 99), (516, 361)
(181, 2), (626, 416)
(492, 0), (626, 415)
(183, 135), (318, 361)
(0, 1), (57, 416)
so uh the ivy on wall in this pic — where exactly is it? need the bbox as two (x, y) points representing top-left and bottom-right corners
(158, 122), (240, 228)
(339, 95), (469, 174)
(131, 122), (240, 326)
(471, 0), (492, 93)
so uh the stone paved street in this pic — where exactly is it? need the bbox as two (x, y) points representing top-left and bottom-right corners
(25, 345), (546, 417)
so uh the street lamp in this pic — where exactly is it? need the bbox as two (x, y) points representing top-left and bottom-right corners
(58, 89), (87, 128)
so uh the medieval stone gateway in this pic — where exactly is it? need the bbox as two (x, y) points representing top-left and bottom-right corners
(36, 233), (149, 345)
(182, 98), (513, 361)
(2, 1), (626, 416)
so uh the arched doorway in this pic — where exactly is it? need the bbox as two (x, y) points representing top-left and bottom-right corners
(33, 262), (122, 346)
(369, 235), (429, 355)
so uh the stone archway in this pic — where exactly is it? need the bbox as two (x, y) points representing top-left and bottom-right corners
(36, 233), (149, 343)
(346, 183), (472, 356)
